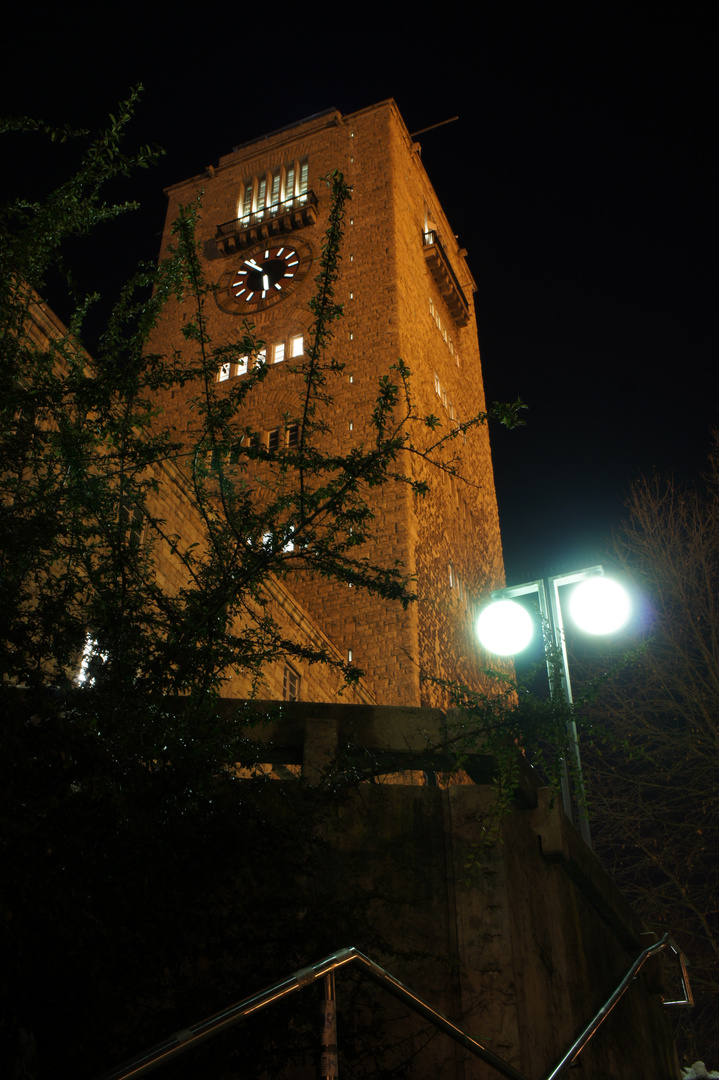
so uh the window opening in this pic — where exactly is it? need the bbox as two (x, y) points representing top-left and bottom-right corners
(240, 182), (253, 223)
(269, 168), (281, 211)
(218, 337), (302, 381)
(76, 635), (109, 686)
(237, 157), (310, 225)
(284, 163), (295, 203)
(121, 502), (146, 550)
(283, 664), (300, 702)
(299, 158), (309, 200)
(267, 428), (280, 452)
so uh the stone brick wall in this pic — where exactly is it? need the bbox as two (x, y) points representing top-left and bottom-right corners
(145, 100), (506, 707)
(142, 457), (374, 705)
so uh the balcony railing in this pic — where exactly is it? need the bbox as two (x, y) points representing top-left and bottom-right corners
(209, 191), (318, 256)
(422, 229), (470, 327)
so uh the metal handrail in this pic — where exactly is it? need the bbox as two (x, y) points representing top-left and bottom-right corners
(217, 191), (318, 236)
(544, 932), (691, 1080)
(96, 946), (529, 1080)
(96, 934), (691, 1080)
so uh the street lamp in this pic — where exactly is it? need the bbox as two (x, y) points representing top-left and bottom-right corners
(476, 565), (631, 847)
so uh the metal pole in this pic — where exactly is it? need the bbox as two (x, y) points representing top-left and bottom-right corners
(532, 579), (574, 826)
(320, 971), (338, 1079)
(491, 566), (604, 849)
(548, 570), (604, 849)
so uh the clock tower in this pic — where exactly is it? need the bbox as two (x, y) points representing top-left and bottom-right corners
(148, 100), (505, 707)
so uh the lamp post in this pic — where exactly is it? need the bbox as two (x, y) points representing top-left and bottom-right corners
(476, 565), (631, 848)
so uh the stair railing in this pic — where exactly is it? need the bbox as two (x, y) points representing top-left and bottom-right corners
(96, 932), (690, 1080)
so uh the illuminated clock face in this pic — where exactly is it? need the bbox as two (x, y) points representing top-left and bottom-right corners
(231, 246), (300, 303)
(216, 240), (313, 314)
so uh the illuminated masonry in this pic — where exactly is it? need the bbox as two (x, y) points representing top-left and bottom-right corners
(148, 100), (505, 707)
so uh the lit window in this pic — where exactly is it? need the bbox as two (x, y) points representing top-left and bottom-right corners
(76, 635), (108, 686)
(449, 562), (455, 588)
(257, 348), (267, 366)
(237, 355), (249, 375)
(283, 664), (300, 702)
(256, 176), (267, 213)
(237, 157), (309, 222)
(283, 163), (295, 205)
(269, 167), (281, 211)
(273, 341), (285, 364)
(239, 181), (253, 223)
(289, 334), (303, 358)
(298, 158), (309, 202)
(218, 362), (231, 382)
(347, 649), (353, 663)
(267, 428), (280, 452)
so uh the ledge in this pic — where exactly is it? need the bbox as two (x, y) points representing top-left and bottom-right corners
(422, 230), (470, 327)
(207, 192), (319, 258)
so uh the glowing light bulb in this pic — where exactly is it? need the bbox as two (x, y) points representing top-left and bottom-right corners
(569, 577), (630, 635)
(476, 599), (533, 655)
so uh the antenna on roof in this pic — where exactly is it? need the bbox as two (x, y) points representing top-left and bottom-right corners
(409, 116), (459, 137)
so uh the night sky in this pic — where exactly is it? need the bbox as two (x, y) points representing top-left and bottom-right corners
(3, 5), (715, 586)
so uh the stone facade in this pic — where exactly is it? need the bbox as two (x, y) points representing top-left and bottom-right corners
(142, 457), (376, 705)
(146, 100), (505, 708)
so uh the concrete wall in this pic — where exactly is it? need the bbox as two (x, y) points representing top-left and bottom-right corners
(222, 700), (680, 1080)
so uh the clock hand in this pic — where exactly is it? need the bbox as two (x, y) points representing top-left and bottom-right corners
(245, 259), (263, 272)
